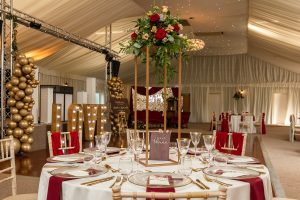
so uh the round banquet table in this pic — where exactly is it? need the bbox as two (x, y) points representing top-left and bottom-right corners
(230, 115), (256, 133)
(38, 153), (272, 200)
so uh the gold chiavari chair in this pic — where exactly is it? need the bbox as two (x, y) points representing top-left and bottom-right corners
(112, 185), (227, 200)
(0, 136), (37, 200)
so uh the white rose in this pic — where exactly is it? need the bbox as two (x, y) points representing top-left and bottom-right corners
(151, 26), (157, 33)
(162, 6), (168, 13)
(142, 33), (149, 40)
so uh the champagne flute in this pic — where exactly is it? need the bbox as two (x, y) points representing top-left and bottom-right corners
(190, 132), (202, 158)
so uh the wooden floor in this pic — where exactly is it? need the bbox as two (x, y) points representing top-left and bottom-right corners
(0, 123), (265, 177)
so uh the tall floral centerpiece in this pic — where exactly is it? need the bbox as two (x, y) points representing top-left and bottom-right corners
(120, 6), (189, 82)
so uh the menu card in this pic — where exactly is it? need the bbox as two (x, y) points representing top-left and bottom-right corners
(149, 130), (171, 161)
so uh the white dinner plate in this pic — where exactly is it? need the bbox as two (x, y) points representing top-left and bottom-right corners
(50, 165), (108, 179)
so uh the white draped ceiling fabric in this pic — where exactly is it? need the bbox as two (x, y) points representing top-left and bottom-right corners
(11, 0), (300, 125)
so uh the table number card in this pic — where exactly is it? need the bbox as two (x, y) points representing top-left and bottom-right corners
(149, 130), (171, 161)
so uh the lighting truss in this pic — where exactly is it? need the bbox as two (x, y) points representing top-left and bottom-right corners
(0, 4), (119, 57)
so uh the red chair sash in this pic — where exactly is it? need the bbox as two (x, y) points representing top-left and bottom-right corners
(221, 118), (229, 132)
(51, 131), (80, 156)
(215, 132), (244, 156)
(261, 113), (266, 134)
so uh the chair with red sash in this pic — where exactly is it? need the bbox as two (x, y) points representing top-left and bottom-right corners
(220, 113), (229, 133)
(289, 114), (300, 142)
(209, 112), (217, 131)
(214, 131), (247, 156)
(112, 185), (227, 200)
(47, 131), (82, 157)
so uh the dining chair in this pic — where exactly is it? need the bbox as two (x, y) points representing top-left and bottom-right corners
(215, 132), (247, 156)
(0, 136), (37, 200)
(47, 131), (82, 157)
(289, 114), (300, 142)
(112, 185), (227, 200)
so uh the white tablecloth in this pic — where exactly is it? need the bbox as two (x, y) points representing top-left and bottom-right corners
(230, 115), (256, 133)
(38, 153), (272, 200)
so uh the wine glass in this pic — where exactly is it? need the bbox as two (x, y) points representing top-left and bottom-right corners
(177, 138), (191, 166)
(131, 138), (144, 173)
(203, 135), (215, 166)
(95, 135), (106, 157)
(190, 132), (201, 158)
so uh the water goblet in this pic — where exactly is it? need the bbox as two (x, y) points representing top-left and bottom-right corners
(177, 138), (191, 166)
(178, 156), (192, 176)
(203, 135), (216, 166)
(190, 132), (202, 158)
(118, 157), (133, 176)
(131, 138), (144, 173)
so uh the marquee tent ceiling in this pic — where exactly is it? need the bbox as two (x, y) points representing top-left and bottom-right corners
(11, 0), (300, 81)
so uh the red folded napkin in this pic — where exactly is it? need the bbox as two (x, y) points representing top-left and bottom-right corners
(146, 176), (175, 200)
(239, 177), (265, 200)
(47, 176), (73, 200)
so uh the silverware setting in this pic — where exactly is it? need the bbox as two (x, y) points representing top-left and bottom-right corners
(81, 176), (115, 186)
(192, 168), (204, 172)
(109, 176), (122, 188)
(191, 179), (204, 190)
(196, 179), (210, 189)
(119, 176), (128, 187)
(203, 174), (232, 187)
(105, 164), (119, 173)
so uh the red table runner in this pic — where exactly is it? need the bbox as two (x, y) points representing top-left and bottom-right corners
(240, 177), (265, 200)
(47, 176), (73, 200)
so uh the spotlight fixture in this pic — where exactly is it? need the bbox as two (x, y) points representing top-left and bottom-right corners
(29, 21), (42, 29)
(105, 53), (113, 62)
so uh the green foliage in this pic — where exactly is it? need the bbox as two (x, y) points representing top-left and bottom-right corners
(120, 6), (190, 83)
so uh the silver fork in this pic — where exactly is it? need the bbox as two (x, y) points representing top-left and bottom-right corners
(119, 176), (128, 188)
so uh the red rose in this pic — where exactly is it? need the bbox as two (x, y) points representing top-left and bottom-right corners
(155, 28), (167, 40)
(149, 13), (160, 23)
(173, 24), (180, 32)
(131, 32), (138, 40)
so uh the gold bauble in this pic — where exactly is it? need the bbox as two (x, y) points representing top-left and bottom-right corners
(32, 84), (37, 88)
(25, 75), (30, 79)
(24, 87), (33, 95)
(19, 76), (27, 82)
(8, 91), (15, 97)
(27, 136), (34, 144)
(32, 65), (37, 69)
(16, 90), (25, 99)
(24, 114), (33, 122)
(24, 105), (29, 109)
(13, 127), (24, 138)
(6, 129), (13, 136)
(16, 101), (24, 109)
(12, 114), (22, 122)
(21, 143), (31, 152)
(23, 96), (32, 103)
(112, 77), (117, 81)
(6, 82), (13, 90)
(22, 65), (32, 75)
(7, 120), (17, 129)
(28, 108), (32, 112)
(13, 68), (22, 77)
(28, 103), (33, 108)
(11, 77), (19, 86)
(25, 126), (34, 134)
(14, 63), (21, 68)
(27, 57), (34, 63)
(19, 58), (28, 65)
(35, 80), (40, 84)
(19, 109), (28, 117)
(13, 138), (21, 154)
(11, 86), (19, 93)
(16, 54), (26, 60)
(10, 107), (18, 114)
(14, 95), (21, 101)
(18, 82), (27, 90)
(20, 134), (29, 143)
(19, 120), (29, 129)
(7, 98), (16, 106)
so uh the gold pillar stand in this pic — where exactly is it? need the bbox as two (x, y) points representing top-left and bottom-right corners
(134, 47), (182, 167)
